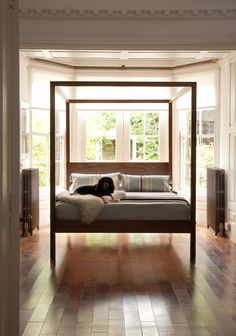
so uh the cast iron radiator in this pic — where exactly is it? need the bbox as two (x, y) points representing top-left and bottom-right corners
(207, 167), (225, 235)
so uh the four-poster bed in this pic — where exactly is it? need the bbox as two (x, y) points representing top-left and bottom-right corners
(50, 81), (197, 262)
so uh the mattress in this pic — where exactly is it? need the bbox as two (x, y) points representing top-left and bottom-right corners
(56, 192), (190, 222)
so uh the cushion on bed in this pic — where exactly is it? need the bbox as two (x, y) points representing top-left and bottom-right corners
(122, 174), (142, 192)
(141, 175), (172, 192)
(69, 172), (172, 193)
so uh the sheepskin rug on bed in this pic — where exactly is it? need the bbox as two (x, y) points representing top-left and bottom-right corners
(56, 190), (104, 225)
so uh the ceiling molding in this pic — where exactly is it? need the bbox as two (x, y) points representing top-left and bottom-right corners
(30, 57), (219, 70)
(19, 8), (236, 20)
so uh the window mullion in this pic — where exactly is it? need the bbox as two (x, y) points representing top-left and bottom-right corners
(123, 111), (130, 161)
(159, 110), (168, 162)
(116, 111), (124, 161)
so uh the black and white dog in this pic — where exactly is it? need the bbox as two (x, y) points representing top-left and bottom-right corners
(75, 176), (115, 202)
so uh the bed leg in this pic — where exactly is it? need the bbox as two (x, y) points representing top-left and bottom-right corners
(190, 230), (196, 262)
(50, 230), (56, 261)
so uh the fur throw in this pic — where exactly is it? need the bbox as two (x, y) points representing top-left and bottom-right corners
(57, 190), (104, 225)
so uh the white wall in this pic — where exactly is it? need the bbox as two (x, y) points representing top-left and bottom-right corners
(20, 54), (29, 105)
(220, 56), (236, 242)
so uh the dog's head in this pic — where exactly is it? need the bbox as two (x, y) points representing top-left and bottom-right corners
(96, 176), (115, 195)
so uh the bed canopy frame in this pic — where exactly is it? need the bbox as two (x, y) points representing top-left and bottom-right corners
(50, 81), (197, 262)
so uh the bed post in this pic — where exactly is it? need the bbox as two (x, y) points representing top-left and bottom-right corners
(50, 82), (56, 261)
(190, 82), (197, 262)
(168, 102), (173, 178)
(190, 225), (196, 261)
(50, 230), (56, 260)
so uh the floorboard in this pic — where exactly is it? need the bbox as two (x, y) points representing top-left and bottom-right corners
(20, 225), (236, 336)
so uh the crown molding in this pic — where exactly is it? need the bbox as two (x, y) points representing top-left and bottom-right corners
(19, 7), (236, 20)
(29, 57), (219, 72)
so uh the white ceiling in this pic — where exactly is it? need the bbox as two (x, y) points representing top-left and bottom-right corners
(21, 49), (231, 68)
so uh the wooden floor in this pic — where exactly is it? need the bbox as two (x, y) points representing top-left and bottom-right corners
(20, 225), (236, 336)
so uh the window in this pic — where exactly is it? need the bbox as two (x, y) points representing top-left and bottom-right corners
(21, 107), (30, 167)
(21, 106), (65, 188)
(86, 111), (116, 161)
(130, 112), (159, 161)
(55, 110), (66, 187)
(31, 108), (50, 187)
(179, 107), (215, 191)
(75, 108), (167, 162)
(197, 109), (215, 188)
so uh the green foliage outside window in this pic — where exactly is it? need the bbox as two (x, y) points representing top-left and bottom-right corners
(145, 138), (159, 160)
(130, 112), (144, 135)
(198, 138), (214, 188)
(102, 112), (116, 131)
(86, 111), (116, 161)
(180, 109), (215, 190)
(32, 109), (49, 133)
(130, 112), (159, 161)
(32, 134), (49, 187)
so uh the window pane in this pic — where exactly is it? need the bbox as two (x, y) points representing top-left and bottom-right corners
(179, 108), (215, 191)
(130, 112), (159, 161)
(32, 136), (48, 162)
(32, 135), (49, 187)
(130, 136), (144, 161)
(86, 111), (116, 161)
(180, 136), (191, 189)
(145, 113), (158, 135)
(21, 108), (30, 133)
(145, 137), (159, 160)
(102, 139), (115, 160)
(184, 163), (191, 188)
(22, 135), (30, 160)
(55, 136), (63, 161)
(34, 162), (49, 187)
(56, 162), (60, 187)
(86, 138), (97, 160)
(197, 136), (214, 188)
(202, 109), (214, 134)
(32, 109), (50, 133)
(130, 112), (144, 135)
(56, 110), (66, 134)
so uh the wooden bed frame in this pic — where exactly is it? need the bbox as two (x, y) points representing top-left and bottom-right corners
(50, 81), (197, 262)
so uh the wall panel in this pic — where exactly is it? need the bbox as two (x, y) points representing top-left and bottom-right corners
(230, 61), (236, 127)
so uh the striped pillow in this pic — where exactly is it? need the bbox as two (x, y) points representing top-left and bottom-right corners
(141, 175), (172, 192)
(122, 174), (142, 192)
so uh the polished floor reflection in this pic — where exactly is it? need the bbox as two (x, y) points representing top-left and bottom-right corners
(20, 225), (236, 336)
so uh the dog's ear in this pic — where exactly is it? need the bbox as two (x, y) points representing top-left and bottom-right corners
(95, 178), (103, 192)
(109, 178), (115, 193)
